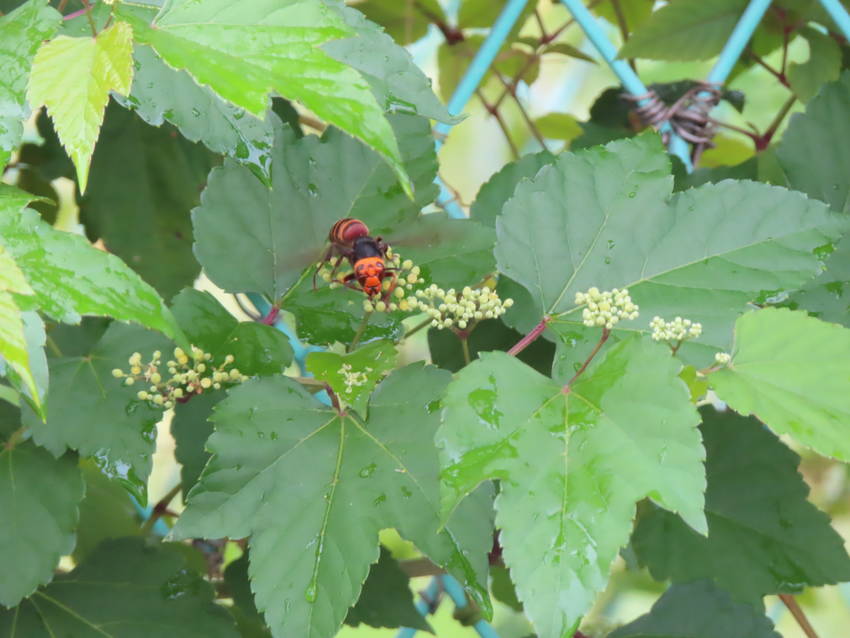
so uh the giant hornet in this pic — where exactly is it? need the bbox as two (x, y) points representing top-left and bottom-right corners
(314, 218), (399, 301)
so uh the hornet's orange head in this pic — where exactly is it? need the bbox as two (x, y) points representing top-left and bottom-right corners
(354, 257), (385, 297)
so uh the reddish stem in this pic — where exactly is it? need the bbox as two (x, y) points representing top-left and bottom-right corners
(62, 7), (88, 20)
(260, 306), (280, 325)
(779, 594), (819, 638)
(564, 328), (610, 391)
(507, 316), (550, 356)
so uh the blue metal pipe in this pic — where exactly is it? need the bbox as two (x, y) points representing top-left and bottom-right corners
(395, 577), (442, 638)
(441, 574), (502, 638)
(556, 0), (692, 171)
(707, 0), (773, 85)
(819, 0), (850, 40)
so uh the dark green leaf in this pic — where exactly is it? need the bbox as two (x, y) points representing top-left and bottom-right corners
(172, 391), (220, 493)
(632, 407), (850, 602)
(490, 565), (522, 612)
(457, 0), (536, 31)
(224, 553), (272, 638)
(119, 45), (276, 181)
(495, 134), (850, 368)
(0, 185), (184, 341)
(24, 322), (171, 497)
(80, 101), (216, 299)
(73, 459), (142, 562)
(345, 547), (430, 631)
(0, 442), (83, 606)
(352, 0), (445, 45)
(171, 289), (293, 376)
(593, 0), (655, 34)
(172, 364), (492, 638)
(428, 318), (554, 375)
(306, 340), (397, 414)
(470, 150), (556, 229)
(619, 0), (748, 61)
(438, 337), (706, 638)
(0, 537), (240, 637)
(116, 0), (413, 194)
(0, 0), (61, 169)
(609, 580), (781, 638)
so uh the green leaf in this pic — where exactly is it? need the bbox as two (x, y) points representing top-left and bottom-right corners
(541, 42), (597, 64)
(619, 0), (747, 61)
(23, 322), (171, 497)
(193, 113), (492, 305)
(787, 27), (842, 103)
(171, 289), (293, 376)
(116, 0), (412, 196)
(0, 537), (240, 637)
(470, 151), (556, 229)
(458, 0), (536, 30)
(533, 113), (582, 141)
(320, 1), (456, 125)
(428, 318), (555, 375)
(489, 565), (522, 612)
(0, 442), (83, 607)
(223, 553), (273, 637)
(631, 408), (850, 602)
(306, 340), (397, 414)
(0, 185), (184, 341)
(27, 21), (134, 191)
(609, 580), (781, 638)
(172, 364), (491, 638)
(437, 337), (706, 638)
(0, 0), (61, 170)
(73, 460), (142, 563)
(593, 0), (655, 34)
(345, 547), (430, 631)
(172, 391), (220, 493)
(80, 101), (216, 299)
(119, 44), (276, 181)
(778, 73), (850, 323)
(2, 310), (48, 420)
(710, 308), (850, 462)
(351, 0), (444, 45)
(495, 134), (850, 367)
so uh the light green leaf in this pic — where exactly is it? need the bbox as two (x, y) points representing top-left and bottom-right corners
(0, 442), (83, 607)
(27, 21), (134, 191)
(609, 580), (781, 638)
(0, 537), (240, 637)
(2, 309), (48, 420)
(632, 408), (850, 602)
(710, 307), (850, 461)
(619, 0), (747, 61)
(306, 340), (397, 414)
(170, 288), (294, 376)
(533, 112), (582, 141)
(172, 364), (491, 638)
(541, 42), (597, 64)
(80, 101), (216, 299)
(787, 27), (841, 103)
(24, 322), (171, 498)
(344, 547), (430, 631)
(495, 134), (850, 367)
(116, 0), (412, 196)
(0, 185), (184, 341)
(437, 337), (706, 638)
(0, 0), (61, 169)
(350, 0), (444, 45)
(118, 44), (277, 181)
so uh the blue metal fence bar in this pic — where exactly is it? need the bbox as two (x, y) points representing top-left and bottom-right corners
(441, 574), (502, 638)
(667, 0), (774, 163)
(556, 0), (693, 171)
(395, 578), (443, 638)
(819, 0), (850, 40)
(434, 0), (531, 218)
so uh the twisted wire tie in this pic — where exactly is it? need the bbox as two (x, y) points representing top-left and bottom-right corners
(623, 82), (723, 148)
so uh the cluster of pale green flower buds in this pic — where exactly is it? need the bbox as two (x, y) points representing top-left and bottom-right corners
(406, 284), (513, 330)
(575, 287), (639, 329)
(649, 315), (703, 342)
(318, 249), (426, 313)
(714, 352), (732, 365)
(111, 346), (248, 410)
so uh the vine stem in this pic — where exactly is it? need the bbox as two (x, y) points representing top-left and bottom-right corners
(610, 0), (636, 71)
(404, 316), (433, 340)
(460, 336), (472, 365)
(348, 311), (373, 352)
(140, 483), (182, 535)
(507, 316), (550, 356)
(477, 89), (520, 159)
(756, 94), (796, 150)
(78, 0), (98, 36)
(779, 594), (820, 638)
(495, 71), (549, 151)
(564, 328), (610, 390)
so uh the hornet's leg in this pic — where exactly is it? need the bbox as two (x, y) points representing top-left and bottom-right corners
(380, 270), (399, 303)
